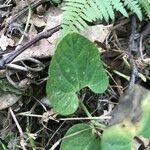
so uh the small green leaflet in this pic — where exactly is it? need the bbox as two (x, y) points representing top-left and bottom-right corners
(60, 123), (101, 150)
(46, 33), (108, 115)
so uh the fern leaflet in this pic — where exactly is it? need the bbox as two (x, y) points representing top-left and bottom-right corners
(61, 0), (150, 34)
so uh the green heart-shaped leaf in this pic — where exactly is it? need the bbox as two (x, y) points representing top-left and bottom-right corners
(101, 122), (135, 150)
(60, 123), (101, 150)
(46, 33), (108, 115)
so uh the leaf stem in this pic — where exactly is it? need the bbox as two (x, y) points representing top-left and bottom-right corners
(80, 100), (106, 129)
(80, 100), (92, 118)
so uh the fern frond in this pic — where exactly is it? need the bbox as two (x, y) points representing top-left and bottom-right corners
(123, 0), (142, 20)
(102, 0), (115, 20)
(138, 0), (150, 18)
(110, 0), (128, 17)
(61, 0), (149, 34)
(94, 0), (111, 21)
(61, 0), (88, 34)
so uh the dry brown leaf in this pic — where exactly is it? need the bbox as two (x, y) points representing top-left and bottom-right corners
(30, 14), (46, 27)
(44, 6), (61, 44)
(13, 7), (61, 62)
(0, 34), (15, 51)
(82, 24), (112, 43)
(0, 92), (20, 110)
(13, 24), (55, 62)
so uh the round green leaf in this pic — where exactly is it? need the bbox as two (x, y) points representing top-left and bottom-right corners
(101, 123), (135, 150)
(60, 123), (101, 150)
(46, 33), (108, 115)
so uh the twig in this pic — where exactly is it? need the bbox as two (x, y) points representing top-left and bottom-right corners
(7, 57), (44, 72)
(129, 57), (138, 87)
(0, 4), (12, 9)
(129, 15), (140, 52)
(59, 116), (111, 121)
(139, 35), (144, 60)
(50, 139), (61, 150)
(128, 15), (139, 87)
(9, 107), (27, 150)
(17, 113), (111, 120)
(0, 25), (61, 69)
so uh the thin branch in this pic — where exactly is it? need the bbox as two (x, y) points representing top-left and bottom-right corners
(9, 107), (27, 150)
(17, 113), (111, 120)
(128, 15), (139, 87)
